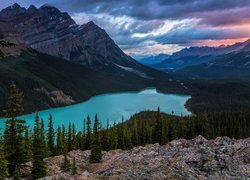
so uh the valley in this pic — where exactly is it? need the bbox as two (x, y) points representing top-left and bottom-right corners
(0, 2), (249, 179)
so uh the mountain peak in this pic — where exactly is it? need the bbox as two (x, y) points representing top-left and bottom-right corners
(0, 3), (26, 17)
(11, 3), (22, 9)
(27, 4), (37, 12)
(86, 21), (97, 26)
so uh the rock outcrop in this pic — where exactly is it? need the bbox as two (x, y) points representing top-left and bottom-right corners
(24, 136), (250, 179)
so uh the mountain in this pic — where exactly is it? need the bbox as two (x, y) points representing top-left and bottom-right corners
(178, 51), (250, 79)
(151, 39), (250, 72)
(0, 3), (156, 76)
(137, 54), (170, 66)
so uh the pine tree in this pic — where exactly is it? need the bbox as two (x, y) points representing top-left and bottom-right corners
(131, 119), (139, 146)
(31, 113), (47, 179)
(3, 82), (26, 175)
(152, 107), (163, 145)
(60, 154), (71, 172)
(0, 137), (8, 178)
(109, 122), (117, 149)
(47, 114), (55, 156)
(62, 126), (67, 153)
(56, 126), (63, 155)
(139, 120), (146, 146)
(90, 114), (102, 163)
(101, 120), (109, 151)
(68, 123), (72, 152)
(40, 119), (49, 157)
(84, 115), (91, 150)
(23, 128), (33, 161)
(123, 124), (132, 149)
(72, 123), (77, 150)
(201, 112), (210, 139)
(71, 158), (77, 175)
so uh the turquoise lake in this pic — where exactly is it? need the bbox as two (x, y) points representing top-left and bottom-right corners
(0, 88), (191, 131)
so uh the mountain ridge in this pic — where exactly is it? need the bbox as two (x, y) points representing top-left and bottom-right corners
(0, 3), (148, 74)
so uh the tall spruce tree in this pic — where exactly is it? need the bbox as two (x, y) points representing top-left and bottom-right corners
(40, 119), (49, 157)
(47, 114), (55, 156)
(0, 137), (8, 178)
(90, 114), (102, 163)
(68, 123), (72, 152)
(71, 158), (77, 175)
(72, 123), (77, 150)
(3, 82), (25, 175)
(31, 113), (47, 179)
(62, 125), (67, 153)
(60, 154), (71, 172)
(84, 115), (91, 150)
(56, 126), (63, 155)
(153, 107), (163, 145)
(23, 128), (33, 161)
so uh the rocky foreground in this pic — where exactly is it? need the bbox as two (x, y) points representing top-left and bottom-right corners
(24, 136), (249, 179)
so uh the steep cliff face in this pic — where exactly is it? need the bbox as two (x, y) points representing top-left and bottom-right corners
(22, 136), (250, 179)
(0, 3), (142, 72)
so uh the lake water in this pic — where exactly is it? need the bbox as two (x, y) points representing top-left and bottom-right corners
(0, 88), (191, 131)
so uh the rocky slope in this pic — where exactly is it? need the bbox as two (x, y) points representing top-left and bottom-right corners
(23, 136), (250, 179)
(0, 3), (150, 75)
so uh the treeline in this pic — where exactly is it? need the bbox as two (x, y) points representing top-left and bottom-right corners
(0, 83), (250, 179)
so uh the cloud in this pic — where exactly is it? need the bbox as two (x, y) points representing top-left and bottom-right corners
(1, 0), (250, 57)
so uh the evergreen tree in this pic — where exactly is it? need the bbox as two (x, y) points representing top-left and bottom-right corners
(71, 158), (77, 175)
(90, 114), (102, 163)
(62, 126), (67, 153)
(56, 126), (63, 155)
(23, 128), (33, 161)
(101, 120), (109, 151)
(0, 137), (8, 178)
(152, 107), (163, 145)
(3, 82), (25, 175)
(123, 124), (132, 149)
(31, 113), (47, 179)
(201, 112), (210, 138)
(60, 154), (71, 172)
(131, 119), (139, 146)
(40, 119), (49, 158)
(84, 115), (91, 150)
(47, 114), (55, 156)
(139, 120), (146, 146)
(109, 122), (117, 149)
(68, 123), (72, 151)
(13, 167), (22, 180)
(72, 123), (77, 150)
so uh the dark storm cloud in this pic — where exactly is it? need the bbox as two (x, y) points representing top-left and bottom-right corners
(52, 0), (250, 26)
(1, 0), (250, 56)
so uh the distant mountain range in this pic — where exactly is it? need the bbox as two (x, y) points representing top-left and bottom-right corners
(145, 39), (250, 78)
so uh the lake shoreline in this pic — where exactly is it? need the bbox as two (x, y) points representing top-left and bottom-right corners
(1, 86), (192, 119)
(0, 88), (191, 131)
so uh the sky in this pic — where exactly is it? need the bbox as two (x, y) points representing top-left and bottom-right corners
(1, 0), (250, 58)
